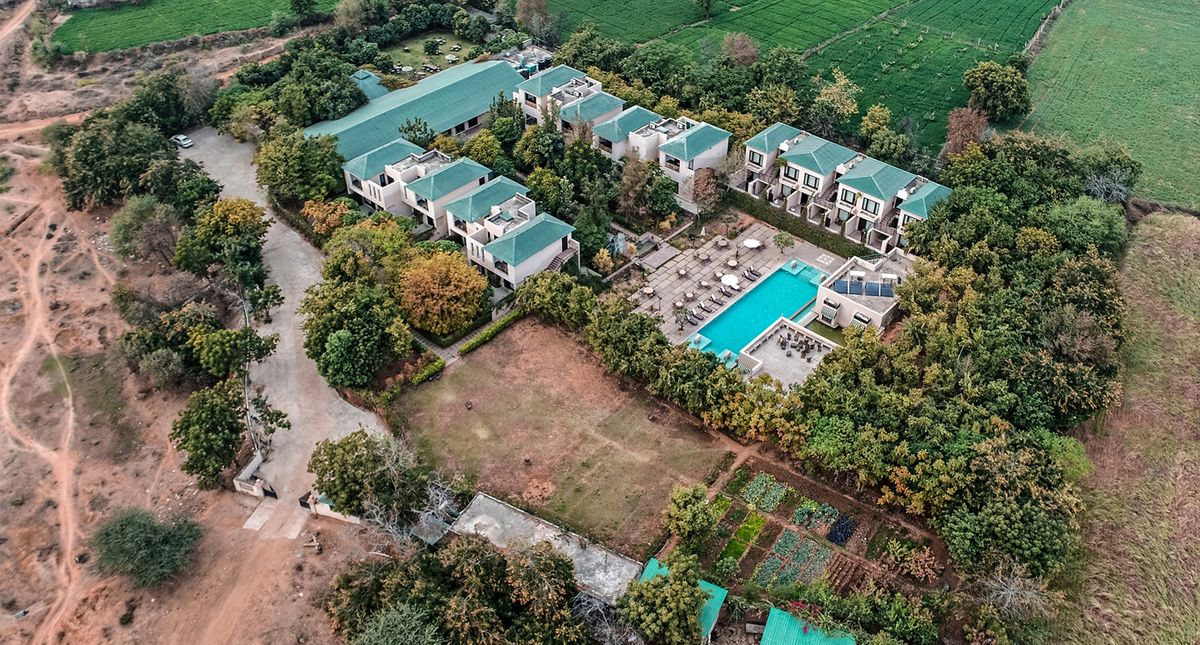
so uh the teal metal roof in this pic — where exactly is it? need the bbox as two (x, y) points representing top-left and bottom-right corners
(560, 91), (625, 125)
(444, 177), (528, 223)
(515, 64), (585, 96)
(407, 158), (489, 202)
(761, 608), (856, 645)
(838, 157), (917, 201)
(899, 180), (952, 219)
(640, 558), (727, 639)
(484, 213), (574, 266)
(593, 106), (661, 142)
(780, 135), (857, 176)
(342, 137), (424, 181)
(304, 62), (523, 161)
(350, 69), (389, 100)
(659, 123), (732, 162)
(746, 122), (801, 154)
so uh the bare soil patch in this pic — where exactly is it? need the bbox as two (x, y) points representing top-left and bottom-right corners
(392, 318), (733, 557)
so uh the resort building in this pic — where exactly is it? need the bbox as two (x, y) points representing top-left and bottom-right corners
(812, 251), (913, 331)
(592, 105), (662, 160)
(349, 150), (488, 233)
(513, 64), (625, 136)
(738, 123), (951, 254)
(657, 121), (732, 205)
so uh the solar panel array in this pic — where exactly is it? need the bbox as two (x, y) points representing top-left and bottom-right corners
(832, 280), (895, 297)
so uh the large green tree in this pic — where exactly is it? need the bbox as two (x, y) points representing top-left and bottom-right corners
(58, 116), (174, 210)
(174, 197), (271, 290)
(963, 61), (1031, 122)
(300, 279), (411, 388)
(255, 129), (344, 201)
(169, 378), (288, 487)
(307, 429), (428, 516)
(618, 553), (706, 645)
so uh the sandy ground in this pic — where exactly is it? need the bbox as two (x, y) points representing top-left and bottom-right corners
(0, 125), (364, 645)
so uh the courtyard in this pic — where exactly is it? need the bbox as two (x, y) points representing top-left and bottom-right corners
(390, 319), (733, 556)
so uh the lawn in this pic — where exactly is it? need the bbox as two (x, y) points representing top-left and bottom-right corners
(382, 31), (475, 73)
(1023, 0), (1200, 208)
(1050, 213), (1200, 642)
(51, 0), (338, 53)
(391, 318), (731, 556)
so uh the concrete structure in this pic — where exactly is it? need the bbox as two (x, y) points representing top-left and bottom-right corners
(737, 123), (952, 254)
(450, 494), (642, 605)
(492, 42), (554, 78)
(811, 250), (913, 330)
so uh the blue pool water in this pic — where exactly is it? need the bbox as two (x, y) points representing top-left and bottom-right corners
(691, 262), (824, 361)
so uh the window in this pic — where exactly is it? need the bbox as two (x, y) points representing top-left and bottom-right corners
(467, 116), (479, 128)
(524, 91), (537, 106)
(803, 174), (819, 189)
(783, 165), (799, 181)
(748, 150), (764, 167)
(561, 120), (573, 132)
(862, 198), (879, 215)
(840, 188), (857, 205)
(350, 178), (362, 189)
(599, 137), (613, 152)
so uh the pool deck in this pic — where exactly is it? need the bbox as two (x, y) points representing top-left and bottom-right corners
(631, 222), (845, 346)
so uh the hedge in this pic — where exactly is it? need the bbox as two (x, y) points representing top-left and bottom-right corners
(410, 357), (446, 385)
(721, 191), (871, 259)
(458, 311), (523, 356)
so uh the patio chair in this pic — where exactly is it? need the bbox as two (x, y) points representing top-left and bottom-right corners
(719, 286), (734, 297)
(686, 314), (700, 326)
(698, 301), (714, 313)
(710, 294), (725, 305)
(729, 282), (742, 292)
(743, 269), (758, 282)
(747, 265), (762, 278)
(690, 308), (707, 320)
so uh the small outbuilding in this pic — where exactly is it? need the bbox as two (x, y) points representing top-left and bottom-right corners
(760, 607), (856, 645)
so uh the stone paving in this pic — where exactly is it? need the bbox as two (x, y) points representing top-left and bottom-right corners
(631, 221), (845, 346)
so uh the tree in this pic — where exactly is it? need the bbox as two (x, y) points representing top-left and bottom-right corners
(111, 196), (182, 264)
(553, 22), (634, 72)
(272, 46), (367, 125)
(303, 197), (362, 235)
(335, 0), (389, 33)
(461, 129), (504, 167)
(525, 167), (573, 218)
(1075, 140), (1142, 203)
(189, 327), (279, 377)
(866, 128), (910, 165)
(515, 0), (549, 34)
(1036, 196), (1128, 259)
(591, 248), (614, 273)
(694, 0), (715, 17)
(115, 69), (213, 136)
(573, 186), (613, 259)
(690, 167), (720, 214)
(773, 231), (795, 252)
(621, 41), (692, 95)
(353, 603), (444, 645)
(665, 484), (717, 547)
(255, 130), (344, 201)
(174, 198), (271, 290)
(945, 107), (989, 157)
(517, 271), (597, 329)
(58, 116), (173, 210)
(746, 83), (802, 126)
(964, 61), (1031, 122)
(92, 508), (202, 587)
(138, 158), (222, 220)
(616, 154), (654, 223)
(859, 103), (892, 142)
(397, 252), (487, 336)
(308, 430), (427, 516)
(618, 552), (706, 645)
(513, 118), (565, 170)
(489, 118), (523, 152)
(399, 117), (438, 148)
(806, 68), (860, 137)
(300, 280), (410, 388)
(170, 378), (288, 487)
(290, 0), (317, 16)
(755, 46), (813, 94)
(721, 32), (759, 66)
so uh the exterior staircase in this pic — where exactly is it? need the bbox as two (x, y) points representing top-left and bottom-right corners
(547, 247), (577, 271)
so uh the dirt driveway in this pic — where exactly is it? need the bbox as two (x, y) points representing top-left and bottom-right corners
(181, 127), (384, 536)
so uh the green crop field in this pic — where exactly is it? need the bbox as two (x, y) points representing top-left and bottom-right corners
(664, 0), (902, 52)
(1024, 0), (1200, 208)
(553, 0), (732, 43)
(51, 0), (338, 53)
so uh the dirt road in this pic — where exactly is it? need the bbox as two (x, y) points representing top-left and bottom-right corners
(0, 0), (35, 45)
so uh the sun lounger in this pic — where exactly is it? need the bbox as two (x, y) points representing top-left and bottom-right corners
(729, 282), (742, 292)
(747, 266), (762, 278)
(690, 308), (707, 320)
(743, 270), (758, 282)
(710, 294), (725, 305)
(698, 302), (714, 313)
(686, 314), (700, 325)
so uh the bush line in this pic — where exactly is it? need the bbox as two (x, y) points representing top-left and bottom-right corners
(721, 191), (871, 259)
(458, 311), (524, 356)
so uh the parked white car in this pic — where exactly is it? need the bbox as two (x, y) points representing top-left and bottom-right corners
(170, 134), (194, 148)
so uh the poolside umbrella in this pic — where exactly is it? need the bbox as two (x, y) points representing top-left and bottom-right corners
(743, 238), (762, 249)
(721, 274), (740, 287)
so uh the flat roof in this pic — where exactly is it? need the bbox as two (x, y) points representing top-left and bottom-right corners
(823, 252), (913, 314)
(450, 494), (641, 604)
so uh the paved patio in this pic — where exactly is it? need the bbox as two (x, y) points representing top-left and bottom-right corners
(740, 318), (836, 385)
(631, 221), (844, 345)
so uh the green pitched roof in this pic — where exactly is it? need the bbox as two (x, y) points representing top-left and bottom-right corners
(761, 608), (856, 645)
(515, 64), (585, 96)
(305, 61), (523, 161)
(407, 158), (489, 202)
(899, 180), (951, 219)
(746, 122), (801, 154)
(350, 69), (389, 100)
(560, 91), (625, 125)
(444, 177), (528, 223)
(659, 123), (732, 162)
(593, 106), (661, 142)
(838, 157), (917, 201)
(342, 137), (424, 180)
(639, 558), (727, 639)
(483, 213), (574, 266)
(780, 135), (857, 176)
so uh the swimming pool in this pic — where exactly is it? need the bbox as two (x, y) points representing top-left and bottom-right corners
(691, 261), (825, 362)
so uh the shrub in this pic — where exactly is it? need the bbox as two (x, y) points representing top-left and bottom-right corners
(410, 357), (445, 385)
(92, 508), (202, 587)
(352, 602), (444, 645)
(458, 311), (522, 355)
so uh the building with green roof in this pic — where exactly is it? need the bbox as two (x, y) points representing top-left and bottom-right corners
(350, 69), (389, 100)
(407, 157), (490, 203)
(593, 106), (661, 159)
(342, 137), (424, 183)
(515, 64), (585, 98)
(837, 157), (917, 202)
(746, 122), (801, 154)
(305, 61), (523, 161)
(780, 135), (858, 178)
(898, 180), (951, 219)
(761, 608), (856, 645)
(656, 122), (733, 212)
(444, 176), (529, 224)
(659, 123), (732, 163)
(559, 91), (625, 129)
(639, 558), (728, 643)
(477, 213), (577, 289)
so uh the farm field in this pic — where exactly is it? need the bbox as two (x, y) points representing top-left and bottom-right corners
(551, 0), (735, 43)
(1024, 0), (1200, 207)
(1052, 213), (1200, 642)
(663, 0), (902, 52)
(391, 319), (732, 556)
(51, 0), (338, 53)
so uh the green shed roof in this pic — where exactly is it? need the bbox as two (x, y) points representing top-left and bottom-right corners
(899, 180), (951, 219)
(350, 69), (389, 100)
(305, 61), (523, 161)
(342, 137), (424, 181)
(761, 608), (856, 645)
(444, 176), (528, 223)
(593, 106), (661, 143)
(640, 558), (727, 639)
(659, 123), (732, 162)
(560, 91), (625, 125)
(515, 64), (585, 96)
(483, 213), (574, 266)
(746, 122), (801, 154)
(838, 157), (917, 201)
(780, 135), (857, 176)
(407, 158), (489, 202)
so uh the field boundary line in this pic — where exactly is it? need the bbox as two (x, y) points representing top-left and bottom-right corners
(1024, 0), (1076, 59)
(801, 0), (915, 59)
